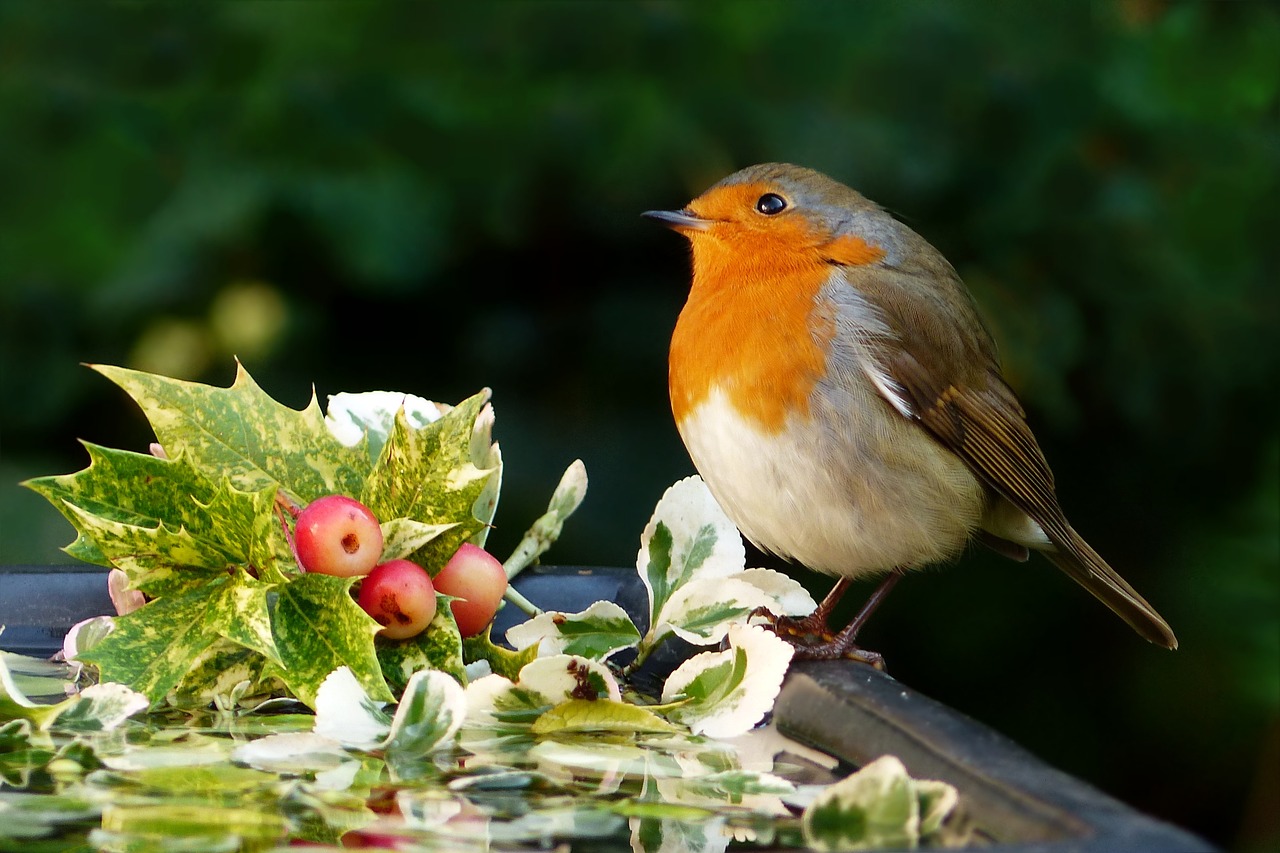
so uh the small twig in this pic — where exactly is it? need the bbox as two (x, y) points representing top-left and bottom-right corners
(502, 460), (587, 581)
(502, 585), (541, 617)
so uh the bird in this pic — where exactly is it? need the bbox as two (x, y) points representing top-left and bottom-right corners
(644, 163), (1177, 662)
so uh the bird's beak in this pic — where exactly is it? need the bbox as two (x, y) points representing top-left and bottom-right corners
(642, 208), (710, 233)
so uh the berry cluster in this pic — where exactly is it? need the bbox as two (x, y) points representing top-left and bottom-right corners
(294, 495), (507, 639)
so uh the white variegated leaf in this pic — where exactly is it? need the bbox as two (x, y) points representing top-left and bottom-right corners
(231, 732), (353, 775)
(657, 576), (776, 646)
(313, 666), (392, 749)
(53, 682), (149, 732)
(505, 601), (640, 660)
(325, 390), (446, 453)
(661, 624), (794, 738)
(801, 755), (948, 852)
(516, 655), (621, 704)
(464, 655), (621, 728)
(637, 476), (745, 638)
(735, 568), (818, 616)
(383, 669), (467, 756)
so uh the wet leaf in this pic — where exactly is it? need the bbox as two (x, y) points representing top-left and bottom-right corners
(801, 755), (959, 852)
(461, 625), (539, 681)
(531, 699), (682, 735)
(382, 669), (467, 757)
(313, 667), (392, 749)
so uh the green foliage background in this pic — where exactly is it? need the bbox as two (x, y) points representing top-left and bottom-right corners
(0, 1), (1275, 848)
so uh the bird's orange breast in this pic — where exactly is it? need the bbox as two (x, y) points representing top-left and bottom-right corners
(669, 234), (840, 434)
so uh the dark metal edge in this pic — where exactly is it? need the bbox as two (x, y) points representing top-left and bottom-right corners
(775, 661), (1217, 852)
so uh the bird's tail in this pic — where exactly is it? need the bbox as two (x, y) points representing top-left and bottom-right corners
(1042, 526), (1178, 649)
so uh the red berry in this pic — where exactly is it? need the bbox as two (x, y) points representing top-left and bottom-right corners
(431, 543), (508, 637)
(358, 559), (437, 640)
(295, 495), (384, 577)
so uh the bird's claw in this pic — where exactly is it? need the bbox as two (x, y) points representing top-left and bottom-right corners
(751, 605), (886, 669)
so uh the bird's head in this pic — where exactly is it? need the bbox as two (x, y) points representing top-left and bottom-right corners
(644, 163), (898, 270)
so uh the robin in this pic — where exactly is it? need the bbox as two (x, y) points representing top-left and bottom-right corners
(645, 163), (1176, 662)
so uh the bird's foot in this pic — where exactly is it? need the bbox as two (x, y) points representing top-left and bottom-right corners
(788, 636), (886, 670)
(749, 605), (886, 670)
(749, 605), (832, 642)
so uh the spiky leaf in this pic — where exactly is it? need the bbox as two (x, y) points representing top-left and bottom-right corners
(269, 573), (392, 708)
(360, 391), (496, 568)
(91, 361), (371, 502)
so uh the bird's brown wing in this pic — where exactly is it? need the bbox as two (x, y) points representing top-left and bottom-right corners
(846, 262), (1177, 648)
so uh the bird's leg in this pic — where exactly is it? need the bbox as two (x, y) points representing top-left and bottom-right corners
(789, 569), (905, 668)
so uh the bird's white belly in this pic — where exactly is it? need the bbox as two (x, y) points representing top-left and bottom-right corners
(676, 385), (986, 579)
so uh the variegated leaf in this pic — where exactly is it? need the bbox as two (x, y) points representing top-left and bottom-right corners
(505, 601), (640, 660)
(269, 573), (392, 708)
(92, 361), (371, 503)
(382, 669), (467, 757)
(75, 579), (234, 706)
(379, 517), (458, 563)
(360, 391), (497, 569)
(23, 443), (220, 567)
(376, 601), (468, 695)
(531, 699), (681, 735)
(801, 755), (954, 852)
(660, 624), (794, 738)
(637, 476), (745, 640)
(656, 570), (816, 647)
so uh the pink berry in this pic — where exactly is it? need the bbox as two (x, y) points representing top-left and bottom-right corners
(432, 543), (508, 638)
(358, 560), (437, 640)
(295, 495), (384, 577)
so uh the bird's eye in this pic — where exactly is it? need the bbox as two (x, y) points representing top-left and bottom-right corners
(755, 193), (787, 215)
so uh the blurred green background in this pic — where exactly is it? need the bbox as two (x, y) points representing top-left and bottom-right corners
(1, 1), (1276, 848)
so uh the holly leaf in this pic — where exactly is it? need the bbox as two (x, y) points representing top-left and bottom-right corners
(23, 443), (220, 567)
(166, 639), (281, 710)
(200, 479), (295, 582)
(269, 573), (392, 708)
(461, 625), (539, 681)
(376, 602), (467, 694)
(91, 361), (371, 503)
(59, 501), (231, 597)
(379, 517), (459, 563)
(360, 391), (497, 569)
(75, 580), (233, 706)
(24, 363), (521, 712)
(215, 570), (283, 668)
